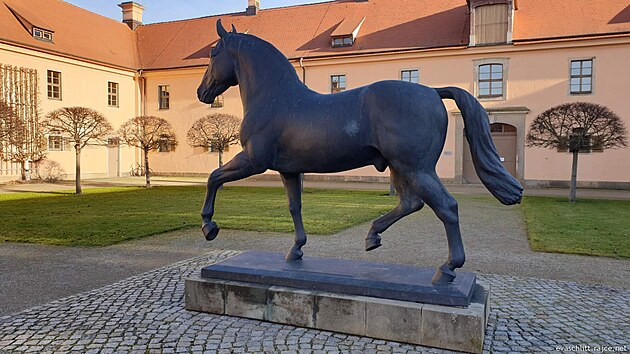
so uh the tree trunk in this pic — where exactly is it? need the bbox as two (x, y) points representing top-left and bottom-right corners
(75, 145), (82, 195)
(218, 151), (224, 190)
(20, 161), (26, 181)
(144, 147), (151, 188)
(569, 151), (578, 203)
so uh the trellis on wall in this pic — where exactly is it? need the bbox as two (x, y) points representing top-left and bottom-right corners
(0, 64), (45, 178)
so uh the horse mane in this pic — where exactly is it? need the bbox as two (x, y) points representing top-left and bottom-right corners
(224, 33), (303, 86)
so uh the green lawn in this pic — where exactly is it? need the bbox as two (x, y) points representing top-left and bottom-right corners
(0, 186), (396, 247)
(522, 196), (630, 259)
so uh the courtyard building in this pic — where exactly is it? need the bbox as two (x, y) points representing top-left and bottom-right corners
(1, 0), (629, 188)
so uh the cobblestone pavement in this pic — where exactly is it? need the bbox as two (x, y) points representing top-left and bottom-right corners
(0, 251), (628, 354)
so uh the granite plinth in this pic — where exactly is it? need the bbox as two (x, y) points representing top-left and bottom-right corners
(185, 274), (490, 353)
(200, 251), (476, 307)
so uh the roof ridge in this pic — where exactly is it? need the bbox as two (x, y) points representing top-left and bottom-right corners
(56, 0), (131, 30)
(139, 0), (336, 27)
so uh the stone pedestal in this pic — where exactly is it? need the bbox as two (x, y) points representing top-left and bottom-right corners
(185, 252), (490, 353)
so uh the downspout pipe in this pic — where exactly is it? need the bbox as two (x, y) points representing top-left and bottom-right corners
(139, 69), (146, 116)
(299, 57), (306, 84)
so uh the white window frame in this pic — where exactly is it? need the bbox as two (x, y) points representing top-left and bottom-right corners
(108, 82), (119, 107)
(473, 58), (509, 101)
(158, 85), (170, 109)
(48, 134), (64, 151)
(47, 70), (62, 100)
(568, 58), (595, 95)
(330, 74), (347, 93)
(400, 69), (420, 84)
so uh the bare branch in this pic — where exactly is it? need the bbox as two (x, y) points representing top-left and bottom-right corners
(526, 102), (628, 152)
(187, 113), (241, 153)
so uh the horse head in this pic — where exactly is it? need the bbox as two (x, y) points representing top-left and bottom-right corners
(197, 20), (239, 104)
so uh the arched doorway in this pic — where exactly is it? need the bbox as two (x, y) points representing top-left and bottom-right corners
(463, 123), (518, 184)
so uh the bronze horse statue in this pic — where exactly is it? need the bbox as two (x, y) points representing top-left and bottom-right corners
(197, 20), (522, 284)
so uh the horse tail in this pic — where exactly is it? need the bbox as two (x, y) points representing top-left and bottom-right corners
(435, 86), (523, 205)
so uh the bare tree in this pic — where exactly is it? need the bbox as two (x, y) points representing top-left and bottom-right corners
(0, 100), (46, 180)
(526, 102), (628, 202)
(118, 116), (177, 188)
(187, 113), (240, 167)
(43, 107), (113, 194)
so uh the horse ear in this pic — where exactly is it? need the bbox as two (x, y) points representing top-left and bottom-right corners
(216, 19), (228, 38)
(231, 24), (238, 33)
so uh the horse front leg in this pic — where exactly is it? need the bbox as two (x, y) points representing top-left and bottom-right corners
(201, 151), (264, 240)
(280, 173), (307, 261)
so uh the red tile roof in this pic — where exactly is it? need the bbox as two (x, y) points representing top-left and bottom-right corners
(136, 0), (470, 69)
(0, 0), (138, 69)
(1, 0), (629, 71)
(513, 0), (630, 41)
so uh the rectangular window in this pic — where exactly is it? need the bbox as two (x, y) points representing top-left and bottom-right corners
(47, 70), (61, 100)
(158, 135), (173, 152)
(211, 95), (224, 108)
(570, 59), (593, 94)
(332, 35), (354, 48)
(48, 135), (63, 151)
(108, 82), (119, 107)
(158, 85), (170, 109)
(331, 75), (346, 93)
(478, 63), (503, 98)
(401, 70), (419, 84)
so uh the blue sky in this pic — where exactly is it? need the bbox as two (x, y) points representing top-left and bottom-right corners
(64, 0), (329, 24)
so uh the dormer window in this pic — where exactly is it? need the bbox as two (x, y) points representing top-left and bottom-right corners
(331, 16), (365, 48)
(33, 27), (53, 42)
(468, 0), (514, 46)
(332, 35), (354, 48)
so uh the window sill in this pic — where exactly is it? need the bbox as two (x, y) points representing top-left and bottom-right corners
(478, 95), (506, 102)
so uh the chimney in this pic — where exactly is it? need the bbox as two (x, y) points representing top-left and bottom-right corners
(246, 0), (260, 16)
(118, 2), (144, 30)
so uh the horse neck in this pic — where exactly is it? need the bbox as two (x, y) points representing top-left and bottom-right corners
(230, 37), (307, 111)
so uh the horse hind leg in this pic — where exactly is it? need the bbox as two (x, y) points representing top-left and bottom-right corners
(280, 173), (307, 261)
(410, 171), (465, 284)
(366, 169), (425, 251)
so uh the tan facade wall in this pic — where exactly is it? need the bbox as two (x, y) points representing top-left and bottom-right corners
(142, 68), (243, 175)
(0, 43), (139, 180)
(144, 36), (630, 184)
(5, 34), (628, 185)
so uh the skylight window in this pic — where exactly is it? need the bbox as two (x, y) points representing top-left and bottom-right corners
(33, 27), (53, 42)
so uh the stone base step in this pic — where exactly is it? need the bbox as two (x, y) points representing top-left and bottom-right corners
(185, 275), (490, 353)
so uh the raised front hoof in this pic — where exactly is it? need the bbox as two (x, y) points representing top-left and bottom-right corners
(365, 235), (382, 251)
(431, 266), (457, 285)
(285, 248), (303, 262)
(201, 221), (220, 241)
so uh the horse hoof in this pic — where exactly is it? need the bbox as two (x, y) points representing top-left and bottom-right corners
(285, 249), (303, 262)
(202, 221), (220, 241)
(431, 266), (457, 285)
(365, 234), (382, 251)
